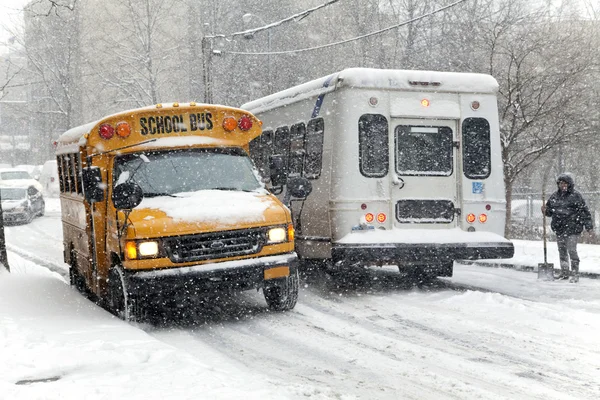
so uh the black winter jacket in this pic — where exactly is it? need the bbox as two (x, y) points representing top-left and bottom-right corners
(544, 174), (593, 237)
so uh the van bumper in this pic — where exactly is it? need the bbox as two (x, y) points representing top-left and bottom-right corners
(332, 242), (514, 265)
(123, 253), (298, 296)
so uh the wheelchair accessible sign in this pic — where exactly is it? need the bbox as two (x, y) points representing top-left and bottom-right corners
(472, 182), (484, 194)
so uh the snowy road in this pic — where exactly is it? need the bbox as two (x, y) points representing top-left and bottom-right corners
(5, 203), (600, 399)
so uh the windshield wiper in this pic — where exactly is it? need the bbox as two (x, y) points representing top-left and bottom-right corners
(144, 192), (180, 198)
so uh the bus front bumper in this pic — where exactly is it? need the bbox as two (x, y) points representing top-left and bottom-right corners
(123, 253), (298, 296)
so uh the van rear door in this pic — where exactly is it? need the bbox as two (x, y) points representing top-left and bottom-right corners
(390, 119), (459, 229)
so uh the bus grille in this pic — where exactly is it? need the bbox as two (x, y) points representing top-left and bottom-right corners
(163, 228), (266, 263)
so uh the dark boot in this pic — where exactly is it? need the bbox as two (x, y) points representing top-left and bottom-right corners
(570, 262), (580, 283)
(557, 262), (570, 280)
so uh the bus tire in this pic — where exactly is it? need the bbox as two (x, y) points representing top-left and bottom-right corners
(108, 266), (142, 322)
(69, 247), (87, 294)
(263, 268), (299, 311)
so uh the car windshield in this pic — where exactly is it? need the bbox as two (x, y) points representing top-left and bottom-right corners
(0, 188), (26, 200)
(113, 148), (262, 196)
(1, 171), (32, 180)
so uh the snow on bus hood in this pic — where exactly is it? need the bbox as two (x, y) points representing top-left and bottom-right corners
(338, 228), (512, 245)
(127, 189), (288, 236)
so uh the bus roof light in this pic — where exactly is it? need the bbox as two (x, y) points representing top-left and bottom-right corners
(99, 123), (114, 140)
(238, 115), (253, 131)
(421, 99), (430, 107)
(223, 116), (237, 131)
(115, 122), (131, 138)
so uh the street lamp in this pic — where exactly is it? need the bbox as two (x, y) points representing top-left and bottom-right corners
(242, 13), (273, 95)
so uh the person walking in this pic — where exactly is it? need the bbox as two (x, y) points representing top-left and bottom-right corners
(541, 173), (594, 282)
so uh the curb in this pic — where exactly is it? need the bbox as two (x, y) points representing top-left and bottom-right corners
(456, 260), (600, 280)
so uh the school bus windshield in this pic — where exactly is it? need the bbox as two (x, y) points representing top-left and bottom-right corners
(114, 148), (263, 197)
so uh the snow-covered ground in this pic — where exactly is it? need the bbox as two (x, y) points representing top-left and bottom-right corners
(477, 239), (600, 275)
(1, 198), (600, 399)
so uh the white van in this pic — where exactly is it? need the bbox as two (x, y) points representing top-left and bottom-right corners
(39, 160), (60, 197)
(242, 68), (515, 278)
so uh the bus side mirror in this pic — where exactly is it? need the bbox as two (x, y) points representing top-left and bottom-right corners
(269, 155), (287, 188)
(82, 167), (105, 203)
(284, 177), (312, 206)
(112, 181), (143, 210)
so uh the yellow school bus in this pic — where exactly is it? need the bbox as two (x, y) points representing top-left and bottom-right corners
(56, 102), (311, 321)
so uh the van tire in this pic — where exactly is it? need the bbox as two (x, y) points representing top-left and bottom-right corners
(263, 268), (299, 311)
(108, 266), (142, 322)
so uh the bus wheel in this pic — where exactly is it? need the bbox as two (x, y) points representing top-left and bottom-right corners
(108, 267), (141, 322)
(263, 268), (299, 311)
(69, 249), (86, 294)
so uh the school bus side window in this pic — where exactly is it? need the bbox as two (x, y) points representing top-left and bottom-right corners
(462, 118), (491, 179)
(359, 114), (389, 178)
(65, 154), (74, 193)
(56, 156), (65, 193)
(304, 117), (324, 179)
(288, 122), (306, 177)
(71, 153), (82, 194)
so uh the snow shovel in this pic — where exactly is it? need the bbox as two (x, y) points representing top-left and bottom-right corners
(538, 190), (554, 280)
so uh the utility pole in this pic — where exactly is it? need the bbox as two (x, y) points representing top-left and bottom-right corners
(202, 36), (214, 104)
(202, 0), (341, 103)
(0, 101), (10, 271)
(0, 191), (9, 272)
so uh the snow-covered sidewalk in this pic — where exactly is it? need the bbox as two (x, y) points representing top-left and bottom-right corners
(471, 239), (600, 276)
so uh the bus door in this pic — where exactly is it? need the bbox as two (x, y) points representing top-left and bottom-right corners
(390, 119), (459, 228)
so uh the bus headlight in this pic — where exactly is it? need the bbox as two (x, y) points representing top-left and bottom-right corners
(125, 240), (160, 259)
(267, 227), (287, 243)
(139, 241), (159, 256)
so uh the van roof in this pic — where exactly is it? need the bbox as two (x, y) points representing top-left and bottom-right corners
(241, 68), (499, 114)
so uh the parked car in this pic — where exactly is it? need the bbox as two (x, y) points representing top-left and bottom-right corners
(0, 185), (45, 224)
(38, 160), (60, 197)
(0, 168), (44, 193)
(16, 164), (43, 180)
(510, 199), (547, 240)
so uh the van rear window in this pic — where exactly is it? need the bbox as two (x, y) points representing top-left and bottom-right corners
(462, 118), (491, 179)
(359, 114), (388, 178)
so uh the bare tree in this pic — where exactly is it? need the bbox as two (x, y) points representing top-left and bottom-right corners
(19, 0), (82, 161)
(84, 0), (187, 111)
(475, 0), (599, 235)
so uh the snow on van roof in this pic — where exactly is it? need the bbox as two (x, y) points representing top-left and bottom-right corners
(241, 68), (498, 114)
